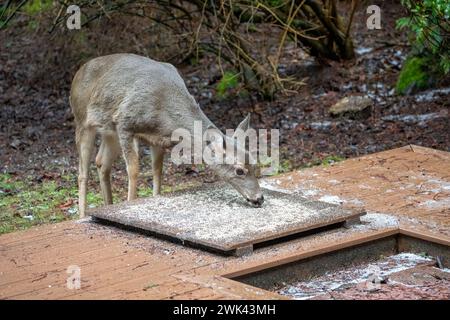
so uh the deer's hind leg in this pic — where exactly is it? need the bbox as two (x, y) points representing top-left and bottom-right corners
(151, 145), (164, 196)
(76, 126), (96, 218)
(95, 132), (121, 205)
(118, 130), (140, 201)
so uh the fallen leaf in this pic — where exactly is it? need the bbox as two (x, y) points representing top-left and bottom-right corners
(58, 199), (74, 209)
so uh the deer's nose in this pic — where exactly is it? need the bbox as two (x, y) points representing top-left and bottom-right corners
(251, 195), (264, 207)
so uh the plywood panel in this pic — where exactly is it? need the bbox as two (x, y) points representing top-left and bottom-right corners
(90, 186), (364, 255)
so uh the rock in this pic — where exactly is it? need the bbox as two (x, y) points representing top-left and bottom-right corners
(329, 96), (372, 119)
(25, 125), (44, 139)
(10, 138), (22, 149)
(23, 214), (34, 221)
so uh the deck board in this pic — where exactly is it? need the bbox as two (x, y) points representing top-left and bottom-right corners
(0, 145), (449, 299)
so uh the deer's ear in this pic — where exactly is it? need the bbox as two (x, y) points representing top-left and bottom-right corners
(205, 125), (218, 144)
(205, 125), (225, 153)
(236, 113), (251, 132)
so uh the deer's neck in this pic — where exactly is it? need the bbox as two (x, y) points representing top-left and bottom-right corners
(174, 103), (220, 136)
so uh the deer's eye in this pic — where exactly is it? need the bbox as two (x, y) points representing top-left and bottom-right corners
(235, 168), (245, 176)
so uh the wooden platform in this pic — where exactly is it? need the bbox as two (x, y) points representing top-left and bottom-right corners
(0, 145), (449, 299)
(90, 186), (365, 256)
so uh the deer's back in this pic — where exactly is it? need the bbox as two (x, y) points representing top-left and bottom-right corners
(70, 54), (195, 133)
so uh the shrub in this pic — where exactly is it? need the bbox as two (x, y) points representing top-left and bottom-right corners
(397, 0), (450, 75)
(396, 57), (432, 94)
(216, 71), (239, 97)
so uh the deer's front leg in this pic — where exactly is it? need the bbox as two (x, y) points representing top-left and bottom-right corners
(76, 127), (96, 218)
(119, 132), (140, 201)
(151, 145), (164, 196)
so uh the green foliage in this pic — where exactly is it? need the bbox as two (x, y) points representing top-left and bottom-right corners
(396, 57), (431, 94)
(264, 0), (286, 7)
(137, 186), (153, 197)
(216, 71), (239, 97)
(320, 155), (345, 166)
(277, 159), (293, 173)
(397, 0), (450, 74)
(0, 174), (70, 234)
(260, 154), (345, 176)
(23, 0), (53, 16)
(0, 2), (18, 28)
(0, 0), (53, 29)
(0, 160), (202, 234)
(0, 6), (7, 24)
(259, 158), (292, 176)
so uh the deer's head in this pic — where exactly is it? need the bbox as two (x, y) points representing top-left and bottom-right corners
(206, 115), (264, 207)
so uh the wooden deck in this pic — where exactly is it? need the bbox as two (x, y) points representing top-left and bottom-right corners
(1, 145), (449, 299)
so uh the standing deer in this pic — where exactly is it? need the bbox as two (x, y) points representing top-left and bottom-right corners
(70, 53), (264, 217)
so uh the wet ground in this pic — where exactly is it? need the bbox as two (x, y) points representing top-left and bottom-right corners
(278, 253), (450, 300)
(1, 1), (449, 176)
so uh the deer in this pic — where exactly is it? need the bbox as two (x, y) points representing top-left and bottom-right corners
(70, 53), (264, 218)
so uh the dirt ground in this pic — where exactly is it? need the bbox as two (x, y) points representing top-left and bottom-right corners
(0, 0), (449, 232)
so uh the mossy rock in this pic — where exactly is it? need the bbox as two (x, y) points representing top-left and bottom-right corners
(396, 57), (432, 95)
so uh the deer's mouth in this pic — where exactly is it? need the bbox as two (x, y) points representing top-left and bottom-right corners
(246, 195), (264, 207)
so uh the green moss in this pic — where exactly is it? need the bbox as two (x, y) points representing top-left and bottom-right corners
(396, 57), (431, 95)
(302, 155), (345, 169)
(321, 155), (345, 166)
(273, 159), (293, 175)
(259, 154), (345, 176)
